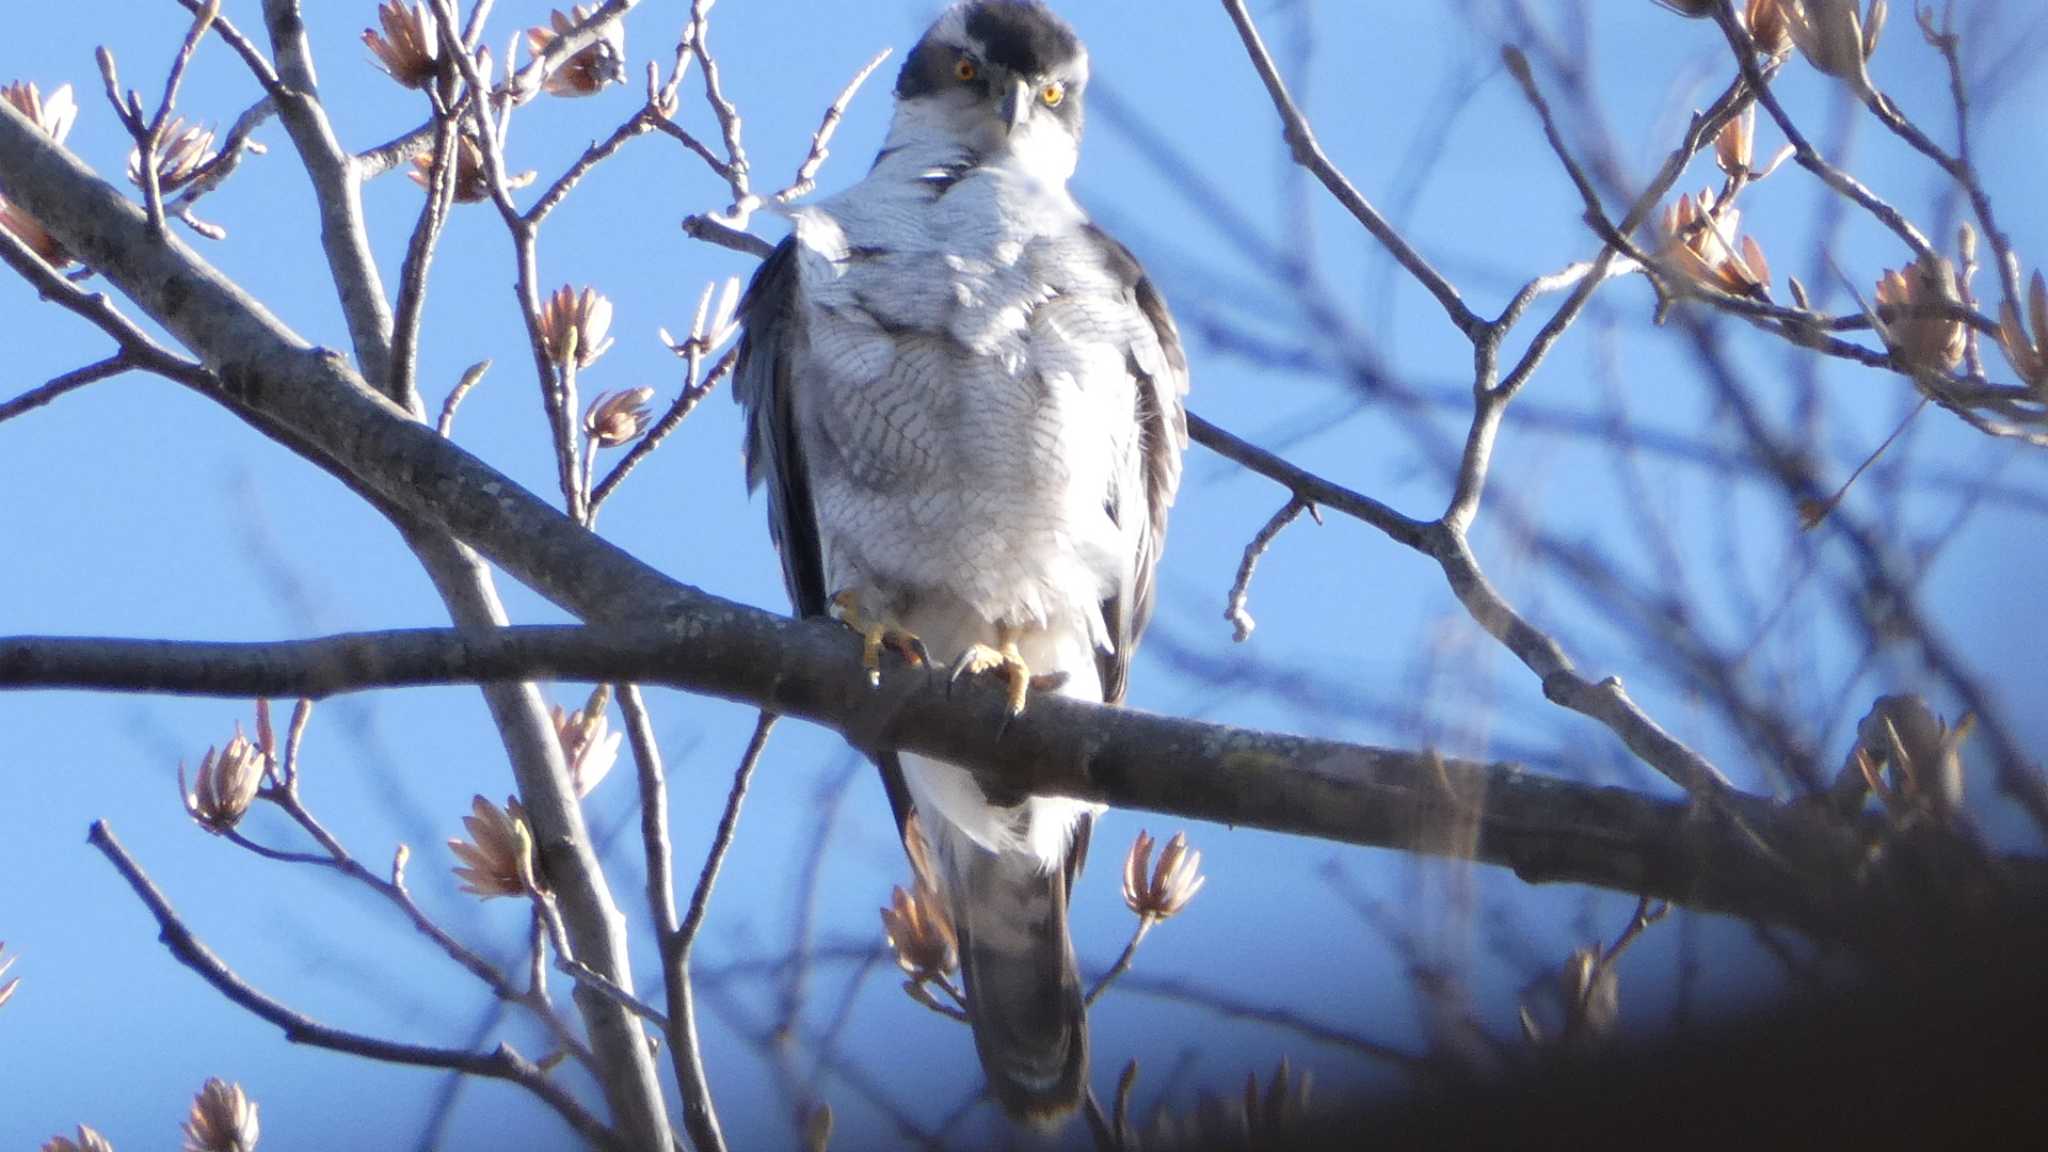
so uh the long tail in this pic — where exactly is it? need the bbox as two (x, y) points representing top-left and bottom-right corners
(939, 832), (1089, 1123)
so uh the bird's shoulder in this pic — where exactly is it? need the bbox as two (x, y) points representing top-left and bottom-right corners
(1050, 220), (1188, 392)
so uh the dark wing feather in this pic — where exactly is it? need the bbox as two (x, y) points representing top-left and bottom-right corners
(734, 237), (828, 619)
(734, 237), (917, 828)
(1084, 225), (1190, 706)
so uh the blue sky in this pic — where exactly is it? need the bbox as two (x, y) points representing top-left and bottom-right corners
(4, 1), (2046, 1148)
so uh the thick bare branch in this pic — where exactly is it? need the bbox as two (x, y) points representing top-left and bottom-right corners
(8, 626), (2029, 934)
(258, 0), (402, 406)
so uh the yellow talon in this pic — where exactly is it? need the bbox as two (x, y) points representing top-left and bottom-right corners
(831, 590), (925, 686)
(949, 631), (1031, 716)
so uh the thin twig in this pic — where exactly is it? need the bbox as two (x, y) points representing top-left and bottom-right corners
(391, 103), (460, 409)
(0, 356), (130, 425)
(1219, 0), (1481, 338)
(1919, 1), (2028, 344)
(88, 820), (623, 1151)
(679, 713), (776, 952)
(687, 0), (750, 207)
(172, 0), (281, 93)
(1083, 1091), (1119, 1152)
(436, 360), (492, 438)
(1085, 918), (1154, 1007)
(1111, 972), (1432, 1071)
(619, 683), (731, 1152)
(1709, 3), (1938, 261)
(0, 227), (211, 389)
(1223, 496), (1317, 643)
(588, 346), (736, 517)
(234, 757), (602, 1074)
(681, 213), (774, 258)
(526, 106), (664, 228)
(1189, 414), (1429, 549)
(428, 0), (587, 521)
(776, 47), (891, 203)
(167, 96), (275, 223)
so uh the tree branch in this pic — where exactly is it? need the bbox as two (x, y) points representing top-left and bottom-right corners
(0, 355), (129, 425)
(9, 626), (2030, 934)
(0, 87), (675, 1150)
(620, 684), (733, 1152)
(1219, 0), (1482, 338)
(87, 819), (624, 1152)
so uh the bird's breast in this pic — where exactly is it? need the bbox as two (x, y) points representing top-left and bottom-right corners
(792, 171), (1135, 627)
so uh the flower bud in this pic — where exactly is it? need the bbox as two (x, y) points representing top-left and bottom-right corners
(1122, 830), (1207, 922)
(129, 117), (218, 194)
(364, 1), (440, 90)
(1995, 271), (2048, 392)
(583, 387), (656, 448)
(181, 1078), (260, 1152)
(448, 794), (543, 899)
(182, 724), (268, 834)
(410, 131), (537, 204)
(1874, 254), (1965, 372)
(41, 1128), (115, 1152)
(1659, 189), (1771, 296)
(1714, 106), (1756, 177)
(550, 689), (624, 795)
(0, 940), (18, 1010)
(540, 285), (616, 369)
(1786, 0), (1886, 87)
(880, 883), (958, 980)
(1748, 0), (1794, 54)
(526, 5), (628, 97)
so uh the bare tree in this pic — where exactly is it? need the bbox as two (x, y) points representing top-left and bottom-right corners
(2, 1), (2045, 1149)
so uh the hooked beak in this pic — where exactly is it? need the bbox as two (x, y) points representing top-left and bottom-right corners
(1000, 78), (1032, 135)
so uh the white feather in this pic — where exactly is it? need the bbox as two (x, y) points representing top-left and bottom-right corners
(783, 64), (1140, 872)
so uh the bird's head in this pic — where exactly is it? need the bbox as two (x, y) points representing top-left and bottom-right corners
(892, 0), (1089, 181)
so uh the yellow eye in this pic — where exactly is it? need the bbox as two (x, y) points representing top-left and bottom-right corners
(1039, 82), (1066, 107)
(955, 58), (977, 81)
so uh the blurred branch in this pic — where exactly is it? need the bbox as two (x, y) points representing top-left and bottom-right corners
(1210, 5), (1745, 804)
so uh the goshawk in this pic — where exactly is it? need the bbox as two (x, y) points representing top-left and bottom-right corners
(734, 0), (1188, 1121)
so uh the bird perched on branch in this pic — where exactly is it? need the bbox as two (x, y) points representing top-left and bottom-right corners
(734, 0), (1188, 1123)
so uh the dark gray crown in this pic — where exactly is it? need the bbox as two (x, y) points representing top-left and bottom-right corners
(961, 1), (1080, 76)
(896, 1), (1084, 98)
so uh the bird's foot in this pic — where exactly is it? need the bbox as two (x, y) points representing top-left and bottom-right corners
(831, 590), (927, 687)
(948, 633), (1033, 717)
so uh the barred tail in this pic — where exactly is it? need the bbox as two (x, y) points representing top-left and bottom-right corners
(941, 832), (1089, 1123)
